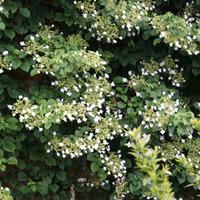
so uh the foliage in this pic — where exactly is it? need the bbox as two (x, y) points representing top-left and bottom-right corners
(0, 186), (13, 200)
(0, 0), (199, 200)
(129, 127), (174, 200)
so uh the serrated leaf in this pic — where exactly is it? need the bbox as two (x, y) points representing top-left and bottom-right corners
(2, 140), (15, 152)
(4, 29), (15, 39)
(37, 181), (48, 195)
(19, 8), (31, 18)
(87, 153), (97, 161)
(0, 22), (5, 30)
(11, 59), (22, 69)
(56, 171), (66, 181)
(30, 69), (38, 76)
(7, 157), (18, 165)
(90, 162), (99, 173)
(45, 157), (56, 166)
(153, 38), (161, 46)
(20, 61), (31, 72)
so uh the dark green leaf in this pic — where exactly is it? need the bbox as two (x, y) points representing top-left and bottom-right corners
(19, 8), (31, 18)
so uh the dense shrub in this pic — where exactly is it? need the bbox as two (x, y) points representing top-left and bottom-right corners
(0, 0), (200, 199)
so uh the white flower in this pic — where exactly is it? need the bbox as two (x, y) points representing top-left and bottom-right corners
(30, 36), (35, 41)
(124, 124), (128, 129)
(52, 131), (57, 136)
(83, 13), (87, 18)
(2, 50), (8, 56)
(122, 78), (127, 82)
(20, 41), (26, 46)
(161, 129), (165, 135)
(188, 134), (192, 139)
(0, 69), (3, 73)
(159, 31), (166, 38)
(111, 82), (115, 87)
(7, 105), (12, 109)
(77, 118), (82, 123)
(0, 7), (3, 12)
(105, 74), (109, 78)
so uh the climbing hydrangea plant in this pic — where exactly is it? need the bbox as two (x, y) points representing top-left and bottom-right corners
(0, 0), (200, 200)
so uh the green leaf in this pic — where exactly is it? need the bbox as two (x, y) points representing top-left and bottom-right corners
(99, 171), (107, 181)
(0, 22), (5, 30)
(29, 152), (41, 161)
(1, 9), (9, 17)
(50, 184), (59, 193)
(19, 8), (31, 18)
(30, 69), (38, 76)
(90, 162), (99, 173)
(20, 185), (31, 194)
(113, 76), (123, 84)
(117, 102), (126, 109)
(197, 0), (200, 5)
(18, 160), (26, 169)
(2, 140), (15, 152)
(30, 185), (37, 192)
(10, 3), (18, 14)
(56, 171), (66, 181)
(18, 172), (27, 181)
(44, 121), (52, 129)
(0, 149), (3, 157)
(37, 181), (48, 195)
(4, 29), (16, 39)
(177, 175), (185, 184)
(0, 164), (6, 171)
(55, 12), (65, 22)
(11, 59), (22, 69)
(153, 38), (161, 46)
(65, 18), (73, 26)
(20, 61), (31, 72)
(45, 157), (56, 166)
(87, 153), (97, 161)
(142, 31), (150, 40)
(7, 157), (18, 165)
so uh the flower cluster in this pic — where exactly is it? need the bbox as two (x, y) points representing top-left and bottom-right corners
(0, 51), (12, 73)
(48, 116), (127, 158)
(101, 152), (126, 181)
(161, 138), (200, 166)
(75, 0), (154, 42)
(151, 12), (199, 55)
(75, 0), (119, 42)
(140, 95), (194, 138)
(9, 96), (87, 130)
(128, 69), (194, 138)
(0, 0), (4, 7)
(161, 138), (200, 190)
(22, 27), (106, 77)
(183, 1), (200, 23)
(112, 180), (129, 200)
(176, 155), (200, 189)
(0, 187), (13, 200)
(75, 0), (97, 18)
(110, 0), (152, 34)
(141, 56), (185, 87)
(53, 76), (112, 124)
